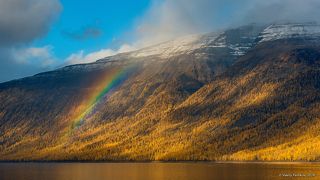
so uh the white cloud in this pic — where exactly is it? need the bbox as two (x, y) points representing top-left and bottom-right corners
(11, 45), (57, 67)
(65, 44), (136, 64)
(0, 45), (59, 82)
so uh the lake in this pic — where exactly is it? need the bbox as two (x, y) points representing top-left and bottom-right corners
(0, 162), (319, 180)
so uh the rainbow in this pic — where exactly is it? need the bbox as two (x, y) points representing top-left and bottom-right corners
(69, 65), (133, 133)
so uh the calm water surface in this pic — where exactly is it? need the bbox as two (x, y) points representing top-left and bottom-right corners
(0, 162), (319, 180)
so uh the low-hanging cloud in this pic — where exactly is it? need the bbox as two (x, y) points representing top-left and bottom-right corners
(65, 44), (136, 65)
(238, 0), (320, 26)
(131, 0), (320, 47)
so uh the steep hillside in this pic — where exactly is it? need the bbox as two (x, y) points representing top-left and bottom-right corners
(170, 39), (320, 160)
(0, 23), (319, 161)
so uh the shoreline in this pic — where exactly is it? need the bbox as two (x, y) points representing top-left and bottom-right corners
(0, 160), (319, 164)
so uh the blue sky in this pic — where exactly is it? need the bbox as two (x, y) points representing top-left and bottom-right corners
(34, 0), (151, 61)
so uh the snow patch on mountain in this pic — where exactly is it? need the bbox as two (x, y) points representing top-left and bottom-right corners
(259, 23), (320, 42)
(128, 34), (220, 58)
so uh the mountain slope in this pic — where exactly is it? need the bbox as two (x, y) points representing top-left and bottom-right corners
(169, 39), (320, 160)
(0, 23), (320, 161)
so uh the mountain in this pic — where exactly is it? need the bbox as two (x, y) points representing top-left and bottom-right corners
(0, 23), (320, 161)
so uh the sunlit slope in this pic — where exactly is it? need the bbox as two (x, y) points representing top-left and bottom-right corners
(0, 24), (320, 161)
(170, 40), (320, 161)
(0, 32), (238, 160)
(54, 39), (319, 161)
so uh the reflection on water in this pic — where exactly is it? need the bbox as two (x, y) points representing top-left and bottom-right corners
(0, 162), (319, 180)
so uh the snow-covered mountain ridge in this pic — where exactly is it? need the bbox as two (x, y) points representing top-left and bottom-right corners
(122, 23), (320, 59)
(55, 23), (320, 73)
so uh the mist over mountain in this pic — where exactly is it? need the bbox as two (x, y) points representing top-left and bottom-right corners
(131, 0), (320, 48)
